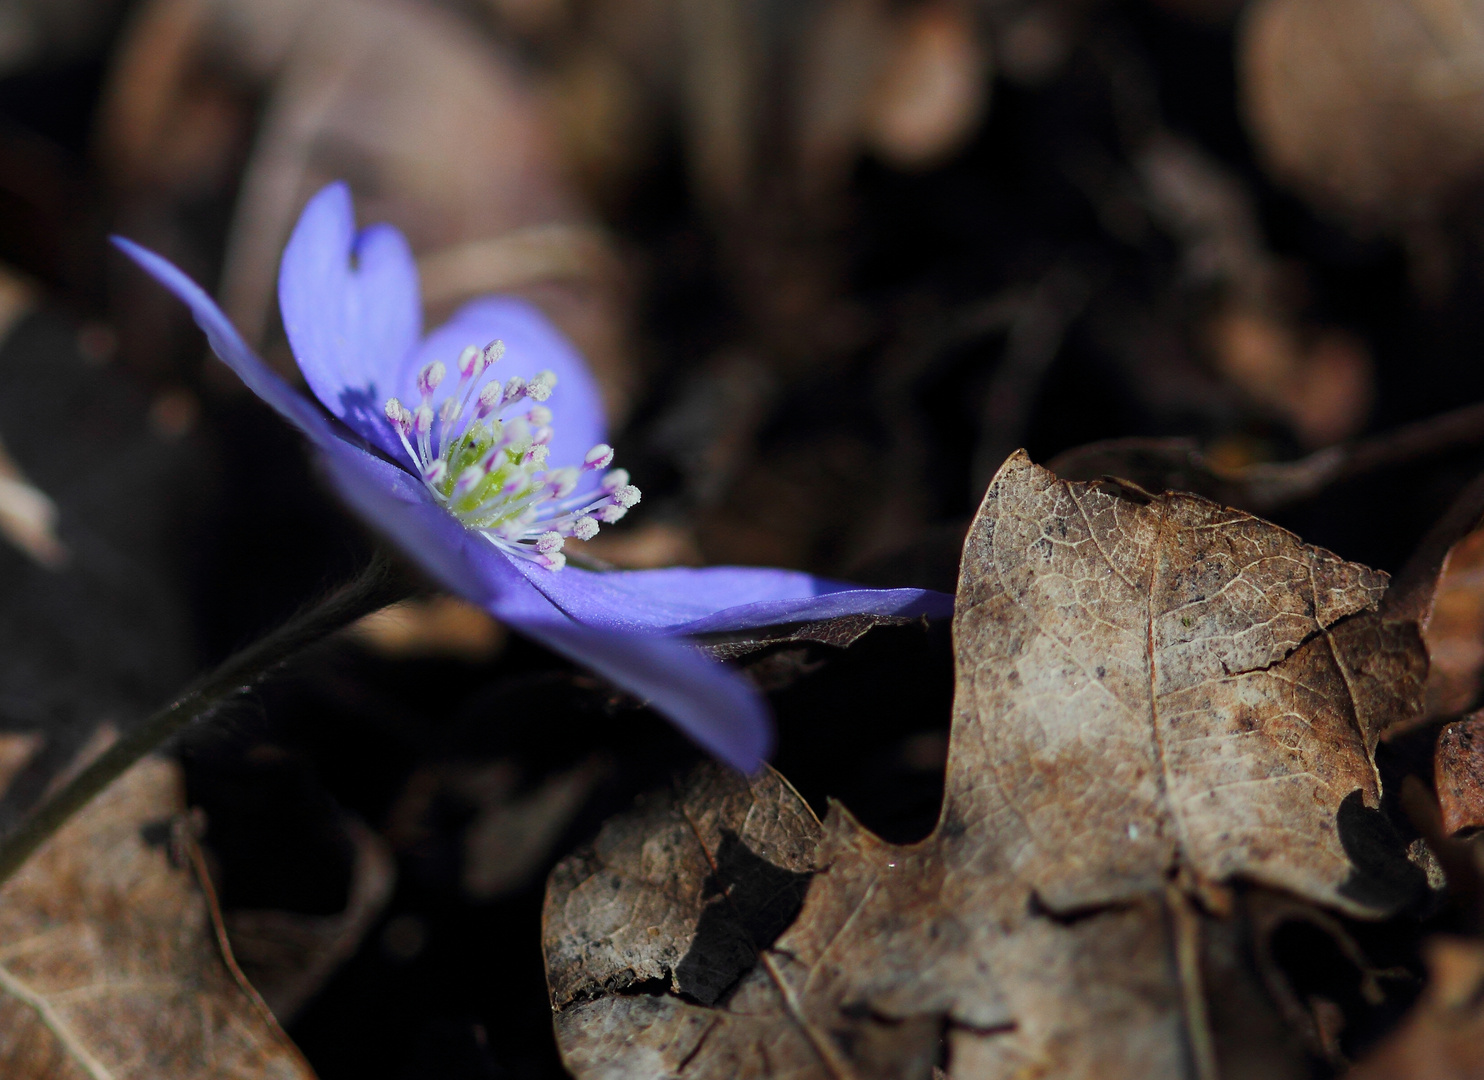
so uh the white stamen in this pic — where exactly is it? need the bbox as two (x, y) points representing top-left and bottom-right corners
(476, 381), (503, 418)
(417, 361), (446, 398)
(457, 345), (481, 378)
(548, 467), (579, 498)
(385, 340), (640, 572)
(385, 398), (411, 433)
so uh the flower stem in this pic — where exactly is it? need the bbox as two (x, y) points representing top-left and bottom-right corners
(0, 556), (409, 888)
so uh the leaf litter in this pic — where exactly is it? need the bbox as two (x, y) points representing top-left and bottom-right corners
(544, 451), (1434, 1079)
(0, 755), (315, 1079)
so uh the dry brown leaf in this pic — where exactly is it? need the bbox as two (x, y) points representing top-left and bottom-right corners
(0, 756), (315, 1078)
(1437, 714), (1484, 837)
(544, 452), (1428, 1079)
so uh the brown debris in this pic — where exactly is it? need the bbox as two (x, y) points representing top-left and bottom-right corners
(544, 452), (1429, 1079)
(1437, 714), (1484, 837)
(0, 757), (315, 1079)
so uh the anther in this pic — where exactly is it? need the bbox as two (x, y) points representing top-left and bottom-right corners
(584, 444), (614, 470)
(547, 467), (579, 498)
(536, 531), (565, 555)
(600, 468), (629, 493)
(571, 516), (600, 540)
(413, 403), (435, 436)
(423, 460), (448, 485)
(526, 370), (557, 402)
(385, 398), (412, 433)
(453, 464), (486, 498)
(611, 484), (642, 509)
(503, 376), (527, 404)
(525, 445), (550, 468)
(533, 426), (554, 446)
(417, 361), (446, 398)
(527, 405), (552, 426)
(595, 503), (628, 523)
(482, 340), (505, 367)
(476, 381), (503, 418)
(457, 345), (481, 379)
(538, 550), (567, 571)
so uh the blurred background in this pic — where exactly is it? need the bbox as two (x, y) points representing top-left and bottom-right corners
(3, 0), (1484, 1075)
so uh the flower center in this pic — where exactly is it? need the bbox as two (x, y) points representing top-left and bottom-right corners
(384, 340), (639, 570)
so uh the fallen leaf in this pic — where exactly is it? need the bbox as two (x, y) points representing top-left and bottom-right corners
(1437, 714), (1484, 837)
(0, 757), (316, 1078)
(544, 452), (1428, 1078)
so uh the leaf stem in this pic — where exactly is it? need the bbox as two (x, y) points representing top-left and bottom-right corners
(0, 556), (408, 888)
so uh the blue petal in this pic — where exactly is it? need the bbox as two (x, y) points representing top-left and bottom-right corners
(511, 560), (955, 635)
(278, 182), (422, 459)
(311, 439), (773, 770)
(118, 232), (773, 771)
(409, 297), (607, 475)
(111, 236), (340, 443)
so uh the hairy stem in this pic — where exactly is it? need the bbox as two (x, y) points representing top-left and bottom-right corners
(0, 556), (408, 888)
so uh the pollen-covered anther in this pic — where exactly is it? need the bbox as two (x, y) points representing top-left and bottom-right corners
(600, 468), (629, 493)
(547, 467), (579, 499)
(417, 361), (446, 398)
(526, 370), (557, 402)
(476, 381), (503, 418)
(423, 460), (448, 485)
(584, 444), (615, 470)
(385, 398), (412, 433)
(457, 345), (481, 378)
(595, 503), (628, 523)
(453, 463), (486, 498)
(413, 403), (435, 436)
(536, 530), (565, 555)
(527, 405), (552, 426)
(611, 484), (642, 509)
(481, 339), (505, 367)
(503, 376), (527, 404)
(525, 445), (550, 468)
(538, 550), (567, 570)
(571, 515), (600, 540)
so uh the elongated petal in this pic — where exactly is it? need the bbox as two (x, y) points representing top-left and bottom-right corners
(411, 297), (606, 471)
(111, 237), (338, 442)
(511, 560), (954, 635)
(278, 183), (422, 458)
(312, 440), (771, 769)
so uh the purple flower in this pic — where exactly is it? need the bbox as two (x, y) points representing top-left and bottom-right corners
(113, 183), (952, 770)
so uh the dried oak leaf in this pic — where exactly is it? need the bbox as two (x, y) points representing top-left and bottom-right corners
(545, 452), (1428, 1079)
(0, 757), (315, 1079)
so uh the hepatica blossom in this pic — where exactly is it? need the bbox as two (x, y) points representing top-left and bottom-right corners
(115, 183), (952, 769)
